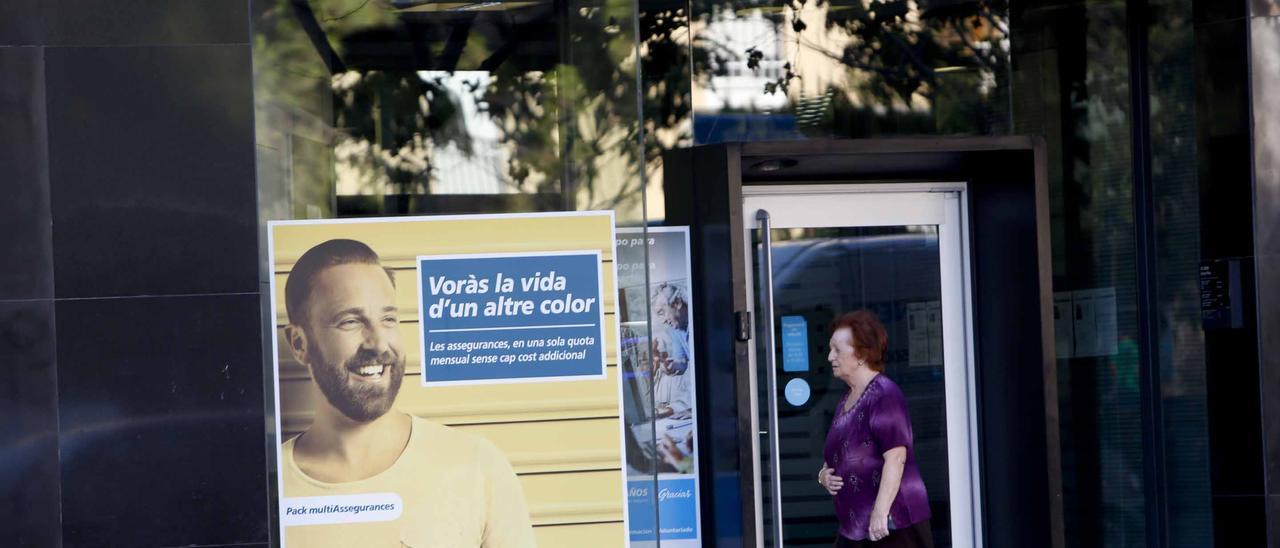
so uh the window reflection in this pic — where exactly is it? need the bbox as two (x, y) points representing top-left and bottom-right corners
(1010, 2), (1147, 545)
(1148, 0), (1213, 544)
(689, 0), (1011, 142)
(253, 0), (644, 219)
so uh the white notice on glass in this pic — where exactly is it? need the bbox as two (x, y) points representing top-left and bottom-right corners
(926, 301), (943, 365)
(907, 302), (930, 367)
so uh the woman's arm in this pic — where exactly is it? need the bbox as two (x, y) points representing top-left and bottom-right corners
(867, 446), (907, 541)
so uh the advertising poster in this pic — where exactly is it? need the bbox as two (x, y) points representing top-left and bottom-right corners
(615, 227), (701, 547)
(268, 212), (628, 547)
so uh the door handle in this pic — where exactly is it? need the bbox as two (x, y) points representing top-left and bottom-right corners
(756, 209), (785, 547)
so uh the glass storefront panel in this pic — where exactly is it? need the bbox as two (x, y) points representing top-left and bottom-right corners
(1012, 2), (1147, 545)
(250, 0), (668, 544)
(1149, 0), (1213, 544)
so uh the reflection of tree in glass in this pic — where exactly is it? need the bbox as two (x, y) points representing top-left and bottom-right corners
(331, 70), (473, 194)
(639, 3), (699, 146)
(817, 1), (1007, 103)
(685, 0), (1010, 136)
(253, 0), (646, 211)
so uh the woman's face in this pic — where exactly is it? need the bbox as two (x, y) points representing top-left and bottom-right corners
(827, 327), (862, 381)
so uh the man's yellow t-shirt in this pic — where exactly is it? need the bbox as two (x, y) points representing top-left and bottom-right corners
(282, 416), (536, 547)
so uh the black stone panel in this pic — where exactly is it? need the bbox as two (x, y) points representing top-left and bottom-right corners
(46, 45), (258, 298)
(0, 1), (43, 45)
(1210, 495), (1266, 546)
(44, 0), (248, 46)
(56, 294), (268, 546)
(0, 300), (61, 546)
(0, 47), (54, 300)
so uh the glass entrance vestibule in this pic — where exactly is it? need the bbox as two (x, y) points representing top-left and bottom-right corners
(664, 138), (1060, 547)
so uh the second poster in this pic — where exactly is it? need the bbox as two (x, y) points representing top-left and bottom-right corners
(617, 227), (702, 547)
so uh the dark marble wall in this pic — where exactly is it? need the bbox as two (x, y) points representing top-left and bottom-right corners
(0, 1), (269, 546)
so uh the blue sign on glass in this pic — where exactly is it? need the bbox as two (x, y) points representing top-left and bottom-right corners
(781, 315), (809, 372)
(417, 251), (607, 385)
(628, 477), (699, 541)
(784, 378), (811, 407)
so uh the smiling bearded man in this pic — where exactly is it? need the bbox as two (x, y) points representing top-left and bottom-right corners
(305, 315), (405, 423)
(280, 239), (535, 548)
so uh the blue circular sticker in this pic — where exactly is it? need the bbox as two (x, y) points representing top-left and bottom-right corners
(784, 378), (811, 407)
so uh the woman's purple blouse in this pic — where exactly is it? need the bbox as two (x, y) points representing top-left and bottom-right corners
(823, 374), (931, 540)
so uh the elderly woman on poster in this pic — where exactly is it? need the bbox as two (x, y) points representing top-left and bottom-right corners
(818, 310), (933, 547)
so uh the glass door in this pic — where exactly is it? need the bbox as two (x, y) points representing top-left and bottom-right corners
(742, 184), (980, 547)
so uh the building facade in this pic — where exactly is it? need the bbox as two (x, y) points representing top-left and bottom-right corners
(1, 0), (1278, 546)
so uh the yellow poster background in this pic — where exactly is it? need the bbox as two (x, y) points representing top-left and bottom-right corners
(270, 213), (624, 547)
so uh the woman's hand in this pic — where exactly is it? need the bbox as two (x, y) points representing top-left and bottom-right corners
(867, 509), (890, 541)
(867, 446), (906, 541)
(817, 463), (843, 495)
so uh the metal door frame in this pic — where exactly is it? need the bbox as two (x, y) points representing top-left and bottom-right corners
(739, 182), (982, 547)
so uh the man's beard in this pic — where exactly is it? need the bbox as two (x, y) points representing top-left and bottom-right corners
(310, 346), (405, 423)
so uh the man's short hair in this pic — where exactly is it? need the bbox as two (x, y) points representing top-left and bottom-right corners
(284, 239), (396, 326)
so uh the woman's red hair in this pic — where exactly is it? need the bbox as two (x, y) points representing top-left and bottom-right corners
(832, 310), (888, 371)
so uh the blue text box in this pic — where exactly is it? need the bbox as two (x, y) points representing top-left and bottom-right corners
(781, 315), (809, 372)
(418, 252), (606, 385)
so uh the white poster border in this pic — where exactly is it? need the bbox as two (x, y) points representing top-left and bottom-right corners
(266, 211), (629, 547)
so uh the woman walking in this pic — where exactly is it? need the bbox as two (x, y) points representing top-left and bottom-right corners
(818, 310), (933, 547)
